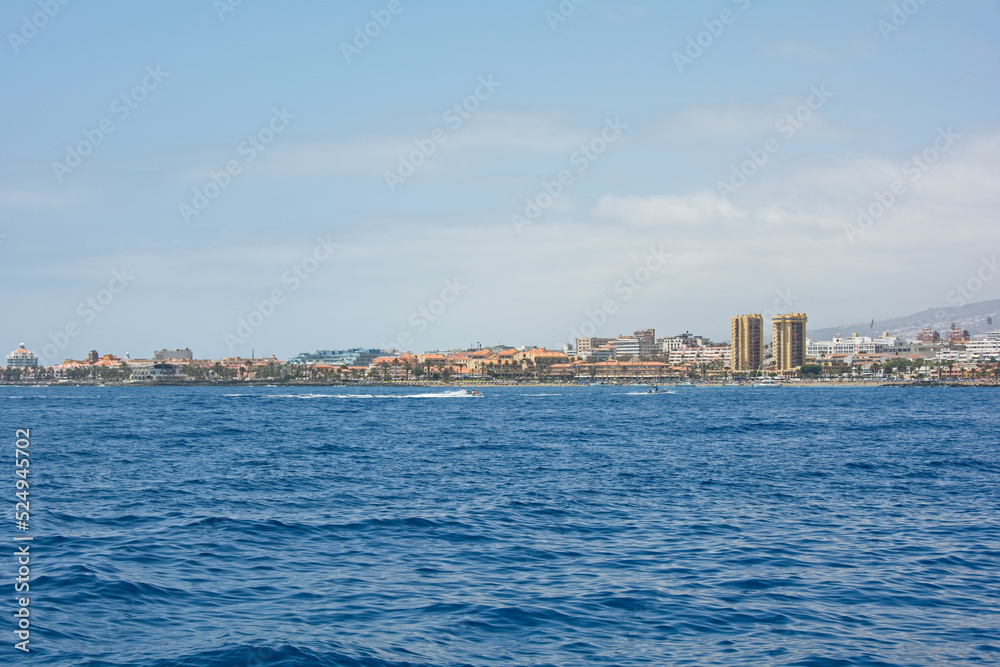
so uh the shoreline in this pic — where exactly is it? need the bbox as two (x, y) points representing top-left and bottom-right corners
(2, 380), (997, 388)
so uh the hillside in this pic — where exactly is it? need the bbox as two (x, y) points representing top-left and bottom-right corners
(809, 298), (1000, 341)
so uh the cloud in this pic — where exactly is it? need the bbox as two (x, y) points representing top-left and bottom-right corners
(171, 109), (604, 182)
(649, 96), (841, 146)
(593, 192), (745, 228)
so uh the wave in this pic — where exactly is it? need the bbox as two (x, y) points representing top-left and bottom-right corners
(152, 643), (427, 667)
(226, 390), (479, 400)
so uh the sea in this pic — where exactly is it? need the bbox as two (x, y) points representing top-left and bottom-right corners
(2, 385), (999, 666)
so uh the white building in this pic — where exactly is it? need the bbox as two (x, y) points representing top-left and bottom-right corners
(6, 343), (38, 368)
(962, 330), (1000, 360)
(581, 346), (614, 361)
(154, 348), (193, 361)
(807, 333), (942, 358)
(658, 332), (709, 355)
(668, 346), (731, 366)
(614, 336), (658, 359)
(575, 337), (615, 358)
(130, 363), (188, 381)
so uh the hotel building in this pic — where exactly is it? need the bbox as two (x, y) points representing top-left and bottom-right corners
(614, 330), (658, 359)
(730, 314), (763, 371)
(288, 348), (385, 367)
(6, 343), (38, 368)
(772, 313), (808, 371)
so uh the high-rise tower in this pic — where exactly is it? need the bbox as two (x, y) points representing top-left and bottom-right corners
(772, 313), (808, 371)
(730, 314), (763, 372)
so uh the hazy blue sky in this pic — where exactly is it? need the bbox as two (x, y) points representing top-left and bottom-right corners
(2, 0), (999, 362)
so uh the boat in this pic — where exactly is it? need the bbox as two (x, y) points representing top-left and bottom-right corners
(459, 388), (484, 396)
(752, 378), (781, 388)
(673, 381), (695, 387)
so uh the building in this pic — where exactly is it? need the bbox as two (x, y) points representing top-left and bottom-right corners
(667, 346), (731, 366)
(130, 363), (188, 381)
(965, 330), (1000, 360)
(659, 332), (709, 354)
(916, 328), (941, 342)
(730, 315), (764, 372)
(772, 313), (808, 371)
(807, 333), (886, 357)
(6, 343), (38, 368)
(808, 332), (944, 359)
(591, 360), (678, 382)
(585, 345), (615, 361)
(632, 329), (655, 344)
(154, 348), (193, 361)
(945, 326), (971, 345)
(288, 348), (384, 367)
(575, 337), (615, 358)
(613, 335), (658, 359)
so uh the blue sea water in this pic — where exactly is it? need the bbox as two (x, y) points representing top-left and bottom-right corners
(3, 385), (1000, 666)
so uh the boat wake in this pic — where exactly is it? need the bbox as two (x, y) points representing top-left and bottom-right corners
(225, 390), (479, 399)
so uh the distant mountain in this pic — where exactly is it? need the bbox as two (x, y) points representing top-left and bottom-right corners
(809, 298), (1000, 341)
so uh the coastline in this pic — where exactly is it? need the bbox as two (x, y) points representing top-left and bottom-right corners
(2, 380), (997, 388)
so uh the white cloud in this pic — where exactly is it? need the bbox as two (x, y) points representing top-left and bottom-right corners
(171, 109), (603, 182)
(593, 192), (745, 228)
(649, 97), (840, 145)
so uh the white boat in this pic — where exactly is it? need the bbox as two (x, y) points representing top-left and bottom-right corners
(673, 381), (695, 387)
(752, 378), (781, 388)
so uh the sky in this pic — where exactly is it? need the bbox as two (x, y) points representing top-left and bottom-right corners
(2, 0), (999, 363)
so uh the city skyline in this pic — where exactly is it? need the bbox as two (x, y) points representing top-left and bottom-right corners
(2, 2), (999, 361)
(9, 307), (1000, 368)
